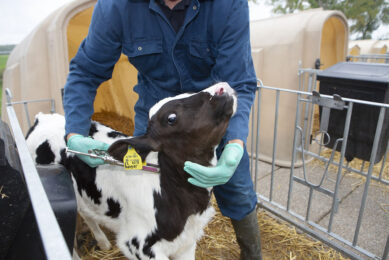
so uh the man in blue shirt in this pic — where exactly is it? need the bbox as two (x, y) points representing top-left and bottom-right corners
(63, 0), (262, 258)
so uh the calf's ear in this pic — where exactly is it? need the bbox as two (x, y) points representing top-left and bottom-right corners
(107, 136), (161, 162)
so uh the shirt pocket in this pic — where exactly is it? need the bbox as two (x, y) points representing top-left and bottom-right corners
(123, 39), (164, 77)
(188, 41), (216, 79)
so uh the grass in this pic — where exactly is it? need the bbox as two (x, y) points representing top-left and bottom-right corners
(0, 55), (7, 70)
(0, 55), (9, 118)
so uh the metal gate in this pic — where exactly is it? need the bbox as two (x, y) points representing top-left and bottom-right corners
(250, 69), (389, 260)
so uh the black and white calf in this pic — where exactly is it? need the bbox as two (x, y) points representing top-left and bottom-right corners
(26, 82), (237, 260)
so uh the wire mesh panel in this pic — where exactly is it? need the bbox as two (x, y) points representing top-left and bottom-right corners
(250, 72), (389, 260)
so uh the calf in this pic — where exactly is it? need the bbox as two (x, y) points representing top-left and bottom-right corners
(26, 82), (237, 260)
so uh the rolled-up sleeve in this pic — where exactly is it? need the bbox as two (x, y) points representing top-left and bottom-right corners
(211, 0), (257, 144)
(63, 0), (122, 136)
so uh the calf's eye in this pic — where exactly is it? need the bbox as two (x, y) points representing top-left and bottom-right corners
(167, 113), (177, 125)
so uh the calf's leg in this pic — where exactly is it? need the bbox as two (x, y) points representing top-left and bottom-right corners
(79, 211), (111, 250)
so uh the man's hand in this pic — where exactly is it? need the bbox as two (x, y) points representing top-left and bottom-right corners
(67, 134), (110, 167)
(184, 142), (244, 188)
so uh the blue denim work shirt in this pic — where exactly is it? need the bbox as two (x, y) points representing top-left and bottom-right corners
(63, 0), (257, 143)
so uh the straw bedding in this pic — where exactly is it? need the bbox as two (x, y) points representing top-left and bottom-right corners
(76, 196), (349, 260)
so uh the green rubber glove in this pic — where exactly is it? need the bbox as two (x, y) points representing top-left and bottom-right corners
(67, 134), (110, 167)
(184, 143), (244, 188)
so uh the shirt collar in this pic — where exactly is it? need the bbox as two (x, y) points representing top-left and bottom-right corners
(158, 0), (191, 10)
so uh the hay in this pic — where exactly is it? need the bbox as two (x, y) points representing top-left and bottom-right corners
(0, 185), (9, 199)
(76, 197), (349, 260)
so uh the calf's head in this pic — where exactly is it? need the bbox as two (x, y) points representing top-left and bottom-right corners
(108, 82), (237, 167)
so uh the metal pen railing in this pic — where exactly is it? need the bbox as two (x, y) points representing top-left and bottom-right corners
(250, 72), (389, 260)
(7, 96), (55, 129)
(5, 88), (72, 260)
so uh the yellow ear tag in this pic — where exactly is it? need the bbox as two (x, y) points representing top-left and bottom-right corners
(123, 147), (145, 170)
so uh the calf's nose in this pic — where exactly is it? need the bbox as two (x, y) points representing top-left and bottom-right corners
(215, 87), (224, 96)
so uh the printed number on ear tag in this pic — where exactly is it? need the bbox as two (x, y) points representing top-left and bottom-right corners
(123, 147), (145, 170)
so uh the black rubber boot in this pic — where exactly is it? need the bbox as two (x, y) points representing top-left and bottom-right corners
(231, 209), (262, 260)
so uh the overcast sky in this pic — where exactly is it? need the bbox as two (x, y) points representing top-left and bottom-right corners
(0, 0), (387, 45)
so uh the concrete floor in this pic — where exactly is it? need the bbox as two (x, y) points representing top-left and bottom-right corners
(252, 159), (389, 260)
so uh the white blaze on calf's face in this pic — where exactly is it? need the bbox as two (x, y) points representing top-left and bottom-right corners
(201, 82), (237, 116)
(149, 82), (237, 119)
(137, 82), (237, 166)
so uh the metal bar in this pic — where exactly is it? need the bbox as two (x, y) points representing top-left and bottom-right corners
(312, 71), (318, 92)
(298, 68), (321, 74)
(23, 102), (32, 128)
(305, 101), (314, 152)
(328, 102), (353, 233)
(307, 73), (314, 92)
(254, 80), (263, 192)
(250, 97), (255, 177)
(378, 140), (389, 181)
(5, 91), (72, 260)
(269, 90), (280, 201)
(50, 100), (56, 114)
(7, 98), (55, 105)
(258, 85), (389, 108)
(301, 68), (306, 92)
(320, 107), (331, 132)
(293, 176), (334, 197)
(300, 97), (347, 109)
(302, 73), (313, 153)
(287, 93), (302, 211)
(298, 70), (309, 159)
(307, 72), (317, 147)
(353, 107), (386, 246)
(360, 160), (365, 173)
(318, 133), (324, 159)
(298, 67), (303, 91)
(298, 126), (308, 187)
(306, 187), (313, 221)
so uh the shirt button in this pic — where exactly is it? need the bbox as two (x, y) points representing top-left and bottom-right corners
(138, 46), (142, 51)
(206, 48), (210, 52)
(193, 5), (197, 10)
